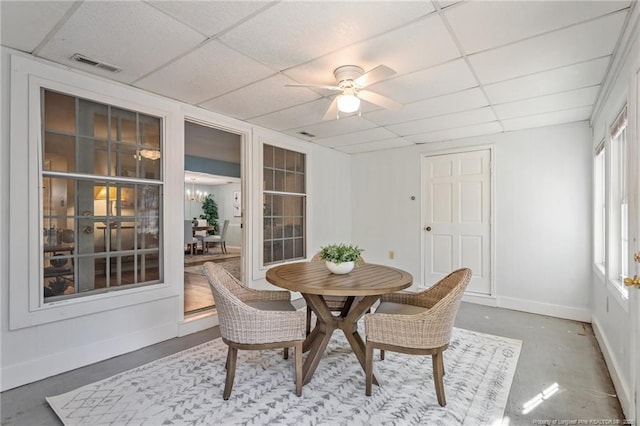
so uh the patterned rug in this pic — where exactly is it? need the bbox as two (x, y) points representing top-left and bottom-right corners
(47, 327), (521, 425)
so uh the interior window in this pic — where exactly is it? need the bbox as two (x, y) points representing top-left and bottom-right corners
(608, 106), (628, 297)
(262, 144), (306, 265)
(593, 142), (605, 273)
(41, 89), (163, 301)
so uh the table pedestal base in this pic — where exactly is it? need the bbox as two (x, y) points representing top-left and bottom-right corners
(302, 294), (380, 386)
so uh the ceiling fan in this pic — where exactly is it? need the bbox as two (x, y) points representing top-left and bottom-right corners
(286, 65), (402, 120)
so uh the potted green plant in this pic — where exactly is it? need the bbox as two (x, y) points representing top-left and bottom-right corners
(318, 243), (364, 274)
(200, 194), (219, 234)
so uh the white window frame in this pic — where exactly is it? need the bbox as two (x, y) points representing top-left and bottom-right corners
(594, 141), (606, 276)
(251, 130), (312, 279)
(9, 55), (180, 330)
(607, 106), (629, 301)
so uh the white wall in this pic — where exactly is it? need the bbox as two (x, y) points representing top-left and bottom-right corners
(209, 183), (242, 248)
(589, 10), (639, 416)
(352, 121), (593, 321)
(0, 50), (351, 390)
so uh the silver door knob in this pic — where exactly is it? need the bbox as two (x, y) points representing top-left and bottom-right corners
(424, 226), (431, 231)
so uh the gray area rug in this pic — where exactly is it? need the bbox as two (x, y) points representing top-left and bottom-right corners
(47, 327), (521, 425)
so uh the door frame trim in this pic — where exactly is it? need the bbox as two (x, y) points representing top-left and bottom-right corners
(179, 108), (251, 330)
(419, 144), (495, 298)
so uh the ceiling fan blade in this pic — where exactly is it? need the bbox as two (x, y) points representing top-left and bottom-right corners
(285, 83), (342, 91)
(354, 65), (396, 88)
(358, 90), (402, 111)
(322, 97), (340, 121)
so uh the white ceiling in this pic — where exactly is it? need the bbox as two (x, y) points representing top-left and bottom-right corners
(1, 1), (634, 154)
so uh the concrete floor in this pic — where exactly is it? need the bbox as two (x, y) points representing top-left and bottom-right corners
(0, 302), (624, 425)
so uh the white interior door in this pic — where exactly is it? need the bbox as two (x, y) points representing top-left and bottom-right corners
(422, 149), (492, 295)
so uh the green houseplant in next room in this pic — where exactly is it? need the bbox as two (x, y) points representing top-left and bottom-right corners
(319, 243), (364, 274)
(199, 194), (219, 234)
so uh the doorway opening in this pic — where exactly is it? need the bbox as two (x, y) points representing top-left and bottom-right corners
(183, 121), (243, 315)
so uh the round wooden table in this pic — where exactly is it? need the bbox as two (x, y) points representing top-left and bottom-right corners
(266, 261), (412, 385)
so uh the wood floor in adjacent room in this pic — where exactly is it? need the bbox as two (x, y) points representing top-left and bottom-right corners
(183, 247), (241, 314)
(0, 302), (625, 425)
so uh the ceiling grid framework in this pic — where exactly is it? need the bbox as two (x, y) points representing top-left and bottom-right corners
(0, 0), (636, 153)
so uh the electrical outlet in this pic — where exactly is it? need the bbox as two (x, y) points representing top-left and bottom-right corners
(389, 251), (395, 260)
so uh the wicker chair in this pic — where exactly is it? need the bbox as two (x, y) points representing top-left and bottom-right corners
(306, 252), (366, 335)
(364, 268), (472, 406)
(204, 262), (306, 399)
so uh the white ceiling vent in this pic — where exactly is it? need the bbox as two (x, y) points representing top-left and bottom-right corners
(70, 53), (121, 73)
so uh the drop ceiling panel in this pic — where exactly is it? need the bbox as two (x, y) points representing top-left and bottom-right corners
(364, 88), (488, 126)
(338, 138), (414, 154)
(283, 13), (460, 85)
(199, 74), (320, 120)
(219, 1), (435, 70)
(484, 56), (610, 104)
(405, 122), (503, 144)
(37, 1), (206, 83)
(502, 106), (593, 131)
(149, 1), (270, 37)
(468, 11), (627, 84)
(387, 107), (497, 136)
(287, 115), (378, 140)
(249, 98), (335, 131)
(445, 1), (631, 54)
(135, 40), (275, 104)
(494, 86), (600, 120)
(0, 1), (632, 153)
(370, 59), (477, 104)
(313, 127), (398, 148)
(0, 1), (76, 53)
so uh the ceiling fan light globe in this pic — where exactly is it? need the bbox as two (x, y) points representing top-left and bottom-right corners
(337, 94), (360, 113)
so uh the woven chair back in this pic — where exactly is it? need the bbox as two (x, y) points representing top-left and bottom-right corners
(424, 268), (472, 347)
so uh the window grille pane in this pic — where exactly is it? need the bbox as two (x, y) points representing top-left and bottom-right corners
(42, 89), (163, 302)
(262, 144), (306, 265)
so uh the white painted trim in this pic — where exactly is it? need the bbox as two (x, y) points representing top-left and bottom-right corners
(463, 293), (498, 307)
(8, 55), (183, 330)
(179, 311), (219, 337)
(1, 321), (177, 391)
(180, 104), (252, 308)
(497, 296), (591, 322)
(250, 129), (312, 283)
(593, 315), (632, 418)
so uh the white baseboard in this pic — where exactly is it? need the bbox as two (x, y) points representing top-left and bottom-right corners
(495, 296), (591, 322)
(179, 311), (219, 337)
(592, 316), (632, 418)
(462, 293), (498, 307)
(1, 322), (177, 391)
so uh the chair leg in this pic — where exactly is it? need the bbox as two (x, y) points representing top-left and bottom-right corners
(283, 347), (289, 360)
(306, 306), (312, 336)
(223, 346), (238, 400)
(294, 342), (303, 397)
(365, 342), (374, 396)
(380, 349), (385, 360)
(433, 351), (446, 407)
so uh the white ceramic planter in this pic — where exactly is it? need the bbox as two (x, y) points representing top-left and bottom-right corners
(325, 261), (354, 274)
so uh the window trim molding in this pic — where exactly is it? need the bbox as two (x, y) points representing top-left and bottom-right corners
(607, 103), (630, 300)
(251, 129), (312, 282)
(9, 54), (180, 330)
